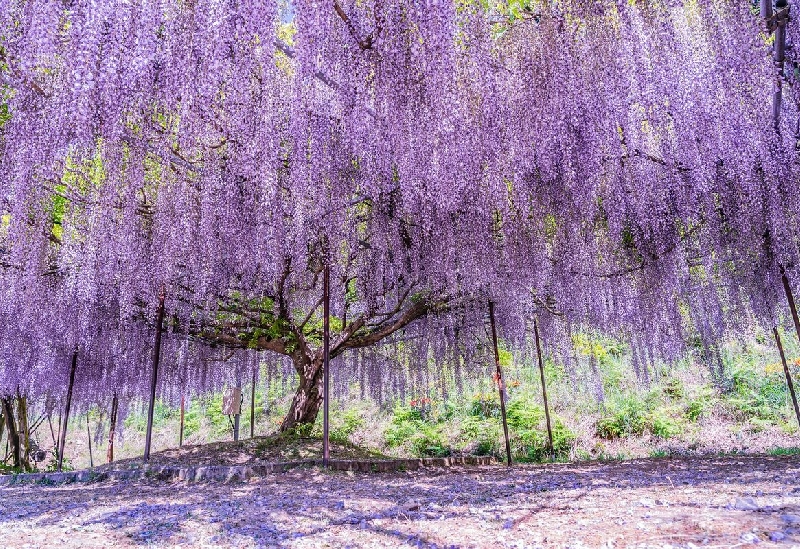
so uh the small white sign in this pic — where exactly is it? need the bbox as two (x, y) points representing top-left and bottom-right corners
(222, 387), (242, 415)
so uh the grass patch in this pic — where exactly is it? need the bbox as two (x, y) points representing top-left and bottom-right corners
(767, 447), (800, 456)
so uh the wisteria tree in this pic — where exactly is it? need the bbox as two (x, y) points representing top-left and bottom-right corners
(1, 0), (800, 448)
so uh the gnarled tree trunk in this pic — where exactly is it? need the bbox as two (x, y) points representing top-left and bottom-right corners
(16, 395), (31, 470)
(2, 398), (20, 469)
(280, 352), (325, 432)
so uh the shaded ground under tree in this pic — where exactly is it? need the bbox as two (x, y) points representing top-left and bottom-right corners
(0, 455), (798, 548)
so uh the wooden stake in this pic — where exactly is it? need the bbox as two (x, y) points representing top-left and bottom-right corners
(533, 318), (554, 454)
(250, 369), (256, 439)
(47, 413), (57, 448)
(323, 265), (331, 467)
(57, 349), (78, 472)
(774, 327), (800, 429)
(107, 392), (118, 463)
(781, 268), (800, 347)
(86, 414), (94, 468)
(56, 412), (62, 454)
(233, 388), (241, 442)
(144, 287), (166, 461)
(488, 301), (513, 467)
(179, 395), (185, 447)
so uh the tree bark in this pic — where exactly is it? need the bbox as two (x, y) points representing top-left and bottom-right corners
(2, 398), (20, 468)
(16, 395), (30, 470)
(280, 353), (324, 432)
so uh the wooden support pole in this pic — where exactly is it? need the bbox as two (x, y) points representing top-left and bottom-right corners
(0, 405), (4, 451)
(144, 287), (166, 461)
(323, 265), (331, 467)
(250, 369), (256, 439)
(179, 395), (185, 447)
(761, 0), (773, 19)
(107, 392), (118, 463)
(781, 268), (800, 347)
(57, 349), (78, 472)
(47, 413), (57, 448)
(56, 412), (62, 454)
(234, 388), (241, 442)
(774, 327), (800, 429)
(488, 301), (513, 467)
(533, 318), (554, 454)
(86, 414), (94, 468)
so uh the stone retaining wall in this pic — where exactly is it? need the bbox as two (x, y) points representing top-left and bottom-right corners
(0, 455), (495, 486)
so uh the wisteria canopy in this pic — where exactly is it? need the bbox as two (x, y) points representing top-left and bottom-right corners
(1, 0), (799, 428)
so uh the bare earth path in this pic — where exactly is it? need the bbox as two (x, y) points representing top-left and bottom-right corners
(1, 455), (799, 548)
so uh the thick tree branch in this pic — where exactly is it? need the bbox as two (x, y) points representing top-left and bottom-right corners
(333, 0), (374, 50)
(338, 297), (436, 352)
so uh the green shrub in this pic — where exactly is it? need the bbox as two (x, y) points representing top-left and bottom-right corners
(330, 409), (363, 443)
(726, 367), (788, 422)
(747, 417), (774, 433)
(439, 401), (457, 421)
(469, 393), (501, 419)
(44, 447), (72, 472)
(685, 399), (707, 422)
(291, 422), (315, 438)
(596, 396), (683, 440)
(514, 418), (575, 462)
(596, 397), (648, 438)
(662, 378), (684, 400)
(410, 424), (450, 457)
(460, 416), (501, 456)
(153, 401), (176, 424)
(650, 411), (683, 439)
(183, 406), (203, 439)
(683, 385), (716, 422)
(506, 400), (545, 429)
(124, 409), (147, 433)
(504, 400), (575, 461)
(384, 402), (452, 456)
(392, 405), (423, 423)
(384, 421), (415, 447)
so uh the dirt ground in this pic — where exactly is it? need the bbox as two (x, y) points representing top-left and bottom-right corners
(1, 455), (799, 549)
